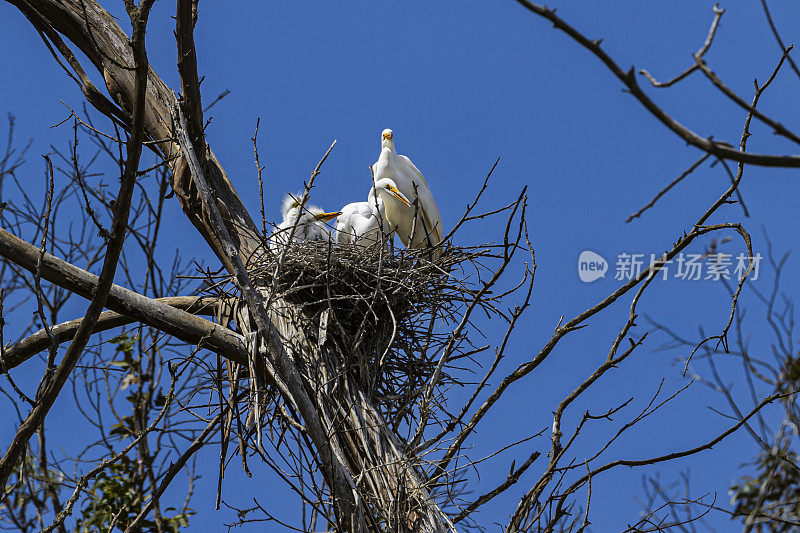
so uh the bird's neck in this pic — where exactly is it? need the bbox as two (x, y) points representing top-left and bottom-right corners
(368, 189), (385, 211)
(381, 139), (396, 152)
(377, 146), (396, 170)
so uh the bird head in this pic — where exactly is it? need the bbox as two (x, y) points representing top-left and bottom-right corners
(381, 128), (395, 150)
(282, 192), (309, 217)
(375, 179), (411, 207)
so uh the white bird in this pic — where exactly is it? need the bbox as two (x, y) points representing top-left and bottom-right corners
(304, 206), (341, 242)
(269, 193), (304, 251)
(269, 193), (340, 252)
(372, 129), (444, 251)
(280, 193), (305, 223)
(336, 178), (412, 248)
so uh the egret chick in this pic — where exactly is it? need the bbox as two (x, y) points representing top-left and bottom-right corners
(269, 193), (339, 252)
(269, 193), (306, 252)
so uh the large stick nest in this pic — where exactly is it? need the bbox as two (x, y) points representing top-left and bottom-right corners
(238, 240), (489, 423)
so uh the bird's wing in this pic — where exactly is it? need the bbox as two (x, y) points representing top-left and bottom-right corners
(419, 189), (443, 245)
(356, 202), (375, 218)
(396, 155), (442, 242)
(335, 211), (352, 244)
(401, 169), (443, 245)
(354, 211), (377, 235)
(398, 154), (429, 187)
(338, 203), (357, 222)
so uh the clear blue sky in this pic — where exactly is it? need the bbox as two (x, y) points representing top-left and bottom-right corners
(2, 1), (800, 530)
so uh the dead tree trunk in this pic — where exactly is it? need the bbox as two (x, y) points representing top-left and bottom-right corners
(6, 0), (454, 530)
(260, 300), (451, 531)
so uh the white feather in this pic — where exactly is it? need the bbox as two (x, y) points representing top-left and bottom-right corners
(269, 195), (336, 252)
(335, 181), (395, 248)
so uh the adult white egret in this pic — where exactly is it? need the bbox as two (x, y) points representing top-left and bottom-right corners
(336, 178), (411, 248)
(372, 129), (444, 251)
(269, 193), (340, 252)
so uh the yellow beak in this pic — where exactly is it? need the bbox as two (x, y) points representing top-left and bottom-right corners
(388, 188), (411, 207)
(316, 211), (341, 222)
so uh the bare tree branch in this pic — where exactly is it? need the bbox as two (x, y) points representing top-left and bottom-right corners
(0, 0), (156, 491)
(515, 0), (800, 168)
(2, 296), (218, 372)
(0, 228), (248, 364)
